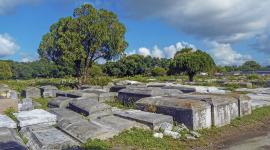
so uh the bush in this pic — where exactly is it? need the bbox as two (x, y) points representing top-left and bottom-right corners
(86, 76), (112, 86)
(151, 67), (167, 76)
(247, 74), (260, 80)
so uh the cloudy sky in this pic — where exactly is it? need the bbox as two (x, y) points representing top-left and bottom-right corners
(0, 0), (270, 66)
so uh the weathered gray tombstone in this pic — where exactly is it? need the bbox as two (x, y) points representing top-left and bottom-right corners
(174, 94), (240, 127)
(22, 87), (41, 99)
(0, 127), (27, 150)
(82, 89), (118, 102)
(0, 85), (10, 99)
(9, 90), (18, 100)
(161, 85), (196, 93)
(247, 93), (270, 109)
(40, 85), (58, 98)
(57, 117), (113, 143)
(113, 109), (173, 130)
(68, 98), (112, 119)
(48, 96), (74, 108)
(14, 109), (57, 127)
(18, 98), (33, 111)
(27, 127), (79, 150)
(0, 115), (17, 128)
(136, 96), (212, 130)
(48, 108), (82, 121)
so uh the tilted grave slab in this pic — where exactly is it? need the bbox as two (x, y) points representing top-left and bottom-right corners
(0, 127), (27, 150)
(109, 85), (127, 92)
(40, 85), (58, 98)
(113, 109), (173, 130)
(68, 98), (112, 119)
(22, 87), (41, 99)
(48, 96), (74, 108)
(82, 89), (118, 102)
(48, 108), (82, 121)
(136, 96), (212, 130)
(0, 115), (16, 129)
(14, 109), (57, 127)
(27, 127), (79, 150)
(57, 117), (113, 143)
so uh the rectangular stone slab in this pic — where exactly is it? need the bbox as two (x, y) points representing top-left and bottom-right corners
(113, 109), (173, 130)
(27, 127), (79, 150)
(14, 109), (57, 127)
(22, 87), (41, 99)
(0, 99), (18, 114)
(136, 96), (212, 130)
(92, 115), (149, 136)
(48, 108), (82, 121)
(57, 117), (113, 143)
(48, 96), (74, 108)
(0, 127), (27, 150)
(69, 99), (112, 118)
(0, 115), (16, 128)
(40, 85), (58, 98)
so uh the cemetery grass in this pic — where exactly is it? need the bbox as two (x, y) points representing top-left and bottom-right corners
(82, 106), (270, 150)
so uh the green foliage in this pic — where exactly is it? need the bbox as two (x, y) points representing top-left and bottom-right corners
(0, 61), (12, 80)
(247, 74), (260, 80)
(82, 139), (112, 150)
(33, 98), (49, 110)
(151, 67), (167, 76)
(170, 49), (216, 81)
(86, 76), (112, 86)
(105, 99), (135, 109)
(4, 107), (17, 121)
(240, 60), (261, 71)
(38, 4), (128, 83)
(89, 65), (104, 77)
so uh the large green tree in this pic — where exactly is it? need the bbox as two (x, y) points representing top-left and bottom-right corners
(170, 48), (216, 81)
(38, 4), (128, 83)
(240, 60), (261, 71)
(0, 61), (12, 80)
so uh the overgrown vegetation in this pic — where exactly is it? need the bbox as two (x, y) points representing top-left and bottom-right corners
(4, 107), (17, 121)
(105, 99), (135, 109)
(33, 97), (50, 110)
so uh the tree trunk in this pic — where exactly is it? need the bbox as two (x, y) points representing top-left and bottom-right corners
(74, 60), (82, 85)
(82, 60), (93, 84)
(188, 72), (195, 82)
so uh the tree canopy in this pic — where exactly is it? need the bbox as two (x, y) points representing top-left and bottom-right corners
(240, 60), (261, 71)
(38, 4), (128, 83)
(0, 61), (12, 80)
(169, 48), (216, 81)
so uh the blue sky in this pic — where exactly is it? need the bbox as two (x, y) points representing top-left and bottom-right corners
(0, 0), (270, 66)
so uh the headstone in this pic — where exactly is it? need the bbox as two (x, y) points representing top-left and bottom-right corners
(40, 85), (58, 98)
(9, 90), (18, 100)
(27, 127), (79, 150)
(14, 109), (57, 127)
(82, 89), (118, 102)
(113, 109), (173, 130)
(22, 87), (41, 99)
(48, 96), (74, 108)
(18, 98), (33, 111)
(0, 99), (18, 114)
(0, 115), (16, 128)
(68, 99), (112, 119)
(136, 96), (212, 130)
(0, 127), (27, 150)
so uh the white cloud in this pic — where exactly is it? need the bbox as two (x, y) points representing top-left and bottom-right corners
(209, 41), (251, 66)
(128, 41), (196, 58)
(138, 47), (151, 56)
(0, 0), (40, 15)
(0, 33), (19, 58)
(119, 0), (270, 43)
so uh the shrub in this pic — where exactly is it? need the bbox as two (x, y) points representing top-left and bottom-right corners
(151, 67), (167, 76)
(86, 76), (112, 86)
(89, 65), (104, 77)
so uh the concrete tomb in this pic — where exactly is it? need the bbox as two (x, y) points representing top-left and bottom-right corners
(109, 85), (127, 92)
(14, 109), (57, 127)
(136, 96), (212, 130)
(247, 93), (270, 109)
(40, 85), (58, 98)
(82, 89), (118, 102)
(68, 98), (112, 119)
(0, 99), (18, 114)
(0, 115), (16, 129)
(48, 96), (74, 108)
(18, 98), (33, 112)
(0, 127), (27, 150)
(22, 87), (41, 99)
(49, 108), (82, 121)
(26, 127), (79, 150)
(118, 87), (182, 106)
(113, 109), (173, 130)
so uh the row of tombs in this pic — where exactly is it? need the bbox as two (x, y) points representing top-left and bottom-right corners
(0, 82), (269, 149)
